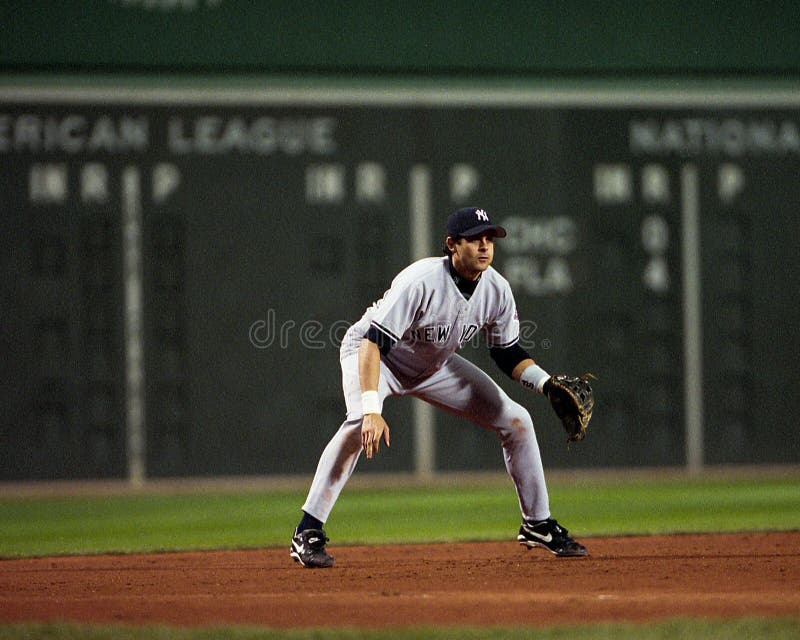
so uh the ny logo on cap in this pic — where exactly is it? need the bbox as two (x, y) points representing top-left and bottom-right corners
(475, 209), (489, 221)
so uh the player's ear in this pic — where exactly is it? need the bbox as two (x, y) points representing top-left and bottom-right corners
(445, 236), (457, 253)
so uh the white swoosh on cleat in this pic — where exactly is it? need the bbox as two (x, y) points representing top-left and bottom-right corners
(526, 530), (553, 543)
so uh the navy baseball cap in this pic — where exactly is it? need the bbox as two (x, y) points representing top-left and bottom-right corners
(446, 207), (507, 239)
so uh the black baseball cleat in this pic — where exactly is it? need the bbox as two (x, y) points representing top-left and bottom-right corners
(517, 518), (588, 557)
(290, 528), (335, 568)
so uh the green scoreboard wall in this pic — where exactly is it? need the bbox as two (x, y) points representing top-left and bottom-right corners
(1, 86), (799, 479)
(3, 2), (800, 76)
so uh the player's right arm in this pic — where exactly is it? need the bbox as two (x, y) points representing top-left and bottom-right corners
(358, 338), (390, 459)
(357, 269), (426, 458)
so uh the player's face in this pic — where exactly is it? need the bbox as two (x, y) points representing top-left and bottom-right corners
(449, 233), (495, 280)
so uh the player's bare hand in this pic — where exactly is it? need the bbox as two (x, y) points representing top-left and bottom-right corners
(361, 414), (390, 459)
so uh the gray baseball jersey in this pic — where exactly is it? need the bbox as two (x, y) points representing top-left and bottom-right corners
(341, 256), (520, 384)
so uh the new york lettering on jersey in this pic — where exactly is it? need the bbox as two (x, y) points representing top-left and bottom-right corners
(409, 324), (454, 343)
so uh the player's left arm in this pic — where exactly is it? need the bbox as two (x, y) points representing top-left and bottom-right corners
(491, 341), (595, 441)
(489, 343), (550, 394)
(486, 283), (552, 392)
(511, 358), (539, 383)
(487, 287), (594, 440)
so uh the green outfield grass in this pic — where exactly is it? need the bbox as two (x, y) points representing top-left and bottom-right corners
(1, 619), (800, 640)
(1, 474), (799, 557)
(1, 473), (799, 639)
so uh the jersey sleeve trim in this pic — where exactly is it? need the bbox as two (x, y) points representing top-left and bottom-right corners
(370, 320), (401, 344)
(366, 324), (396, 356)
(489, 334), (520, 350)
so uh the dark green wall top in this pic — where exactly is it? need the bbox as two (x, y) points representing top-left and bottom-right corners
(3, 1), (800, 76)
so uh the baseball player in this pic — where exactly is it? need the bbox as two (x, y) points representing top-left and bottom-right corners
(291, 207), (591, 568)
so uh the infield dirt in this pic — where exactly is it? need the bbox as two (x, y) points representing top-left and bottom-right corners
(1, 532), (799, 629)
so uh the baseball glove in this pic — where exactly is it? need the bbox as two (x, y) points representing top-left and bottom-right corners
(544, 374), (595, 443)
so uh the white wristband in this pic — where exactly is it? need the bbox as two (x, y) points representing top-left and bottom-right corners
(519, 364), (550, 394)
(361, 390), (381, 415)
